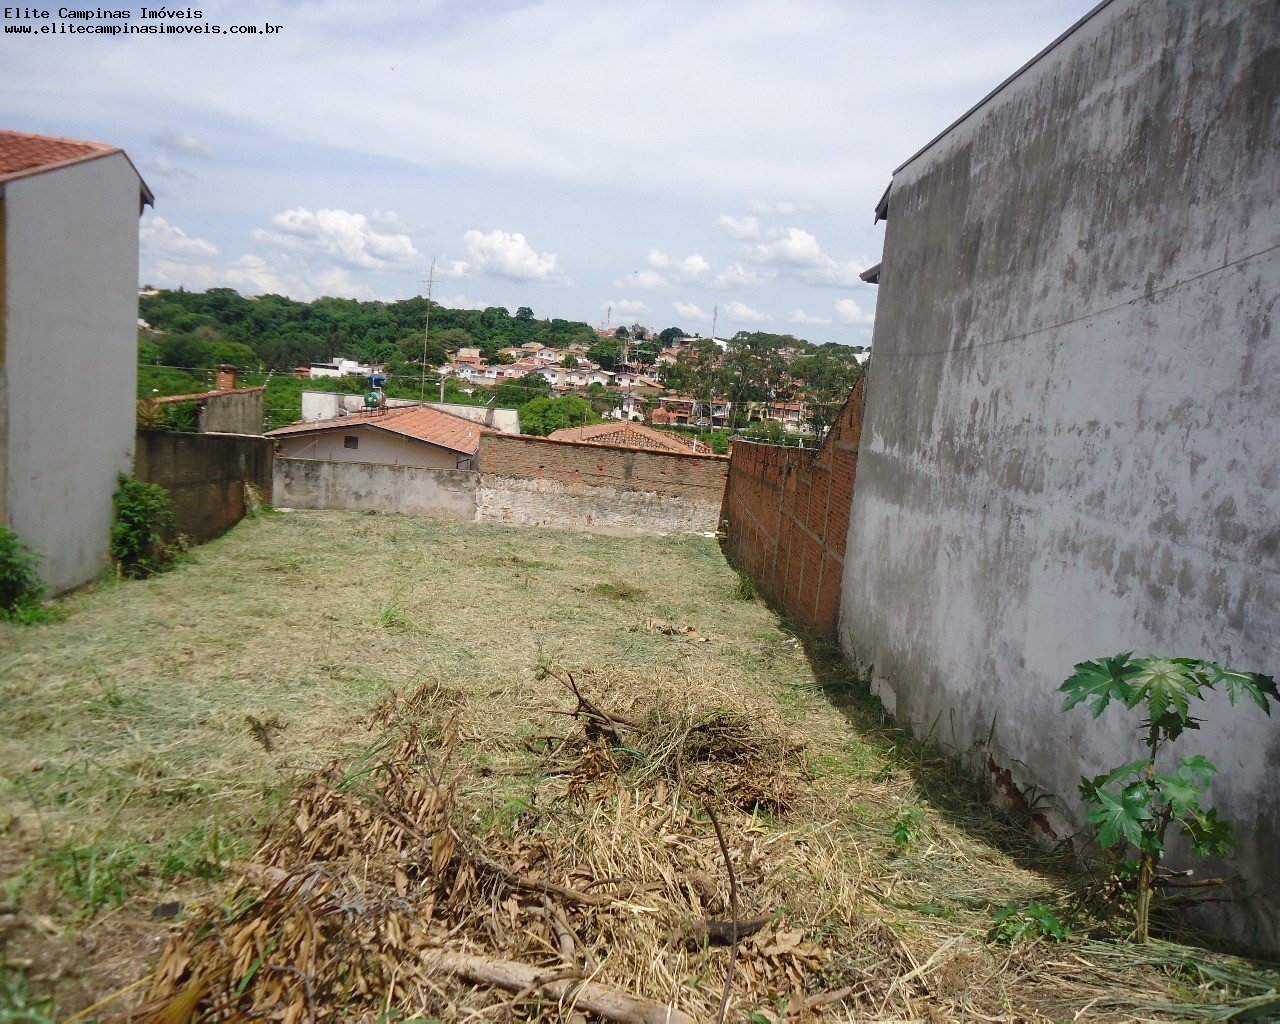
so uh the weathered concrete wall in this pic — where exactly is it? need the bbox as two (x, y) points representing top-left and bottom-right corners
(476, 432), (728, 534)
(199, 388), (264, 435)
(2, 154), (141, 593)
(274, 457), (476, 520)
(723, 376), (865, 637)
(134, 430), (273, 545)
(841, 0), (1280, 951)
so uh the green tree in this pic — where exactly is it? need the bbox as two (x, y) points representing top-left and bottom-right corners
(562, 354), (580, 369)
(515, 306), (534, 321)
(614, 326), (629, 340)
(518, 395), (596, 436)
(494, 375), (552, 408)
(588, 338), (623, 370)
(658, 326), (685, 346)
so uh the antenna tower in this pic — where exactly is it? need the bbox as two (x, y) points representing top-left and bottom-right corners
(420, 258), (436, 402)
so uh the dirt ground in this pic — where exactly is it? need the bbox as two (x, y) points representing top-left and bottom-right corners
(1, 510), (1276, 1022)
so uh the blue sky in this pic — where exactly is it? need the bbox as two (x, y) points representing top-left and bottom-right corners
(2, 0), (1097, 345)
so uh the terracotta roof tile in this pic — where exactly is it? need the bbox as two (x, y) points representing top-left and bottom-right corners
(548, 421), (711, 454)
(266, 405), (493, 455)
(0, 129), (117, 181)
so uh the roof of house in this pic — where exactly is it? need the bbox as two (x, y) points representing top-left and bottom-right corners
(548, 421), (712, 454)
(266, 405), (494, 455)
(150, 387), (266, 404)
(0, 129), (154, 204)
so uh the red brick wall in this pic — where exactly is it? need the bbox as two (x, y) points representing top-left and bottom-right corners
(477, 433), (729, 503)
(722, 375), (866, 637)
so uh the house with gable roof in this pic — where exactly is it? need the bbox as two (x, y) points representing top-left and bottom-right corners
(267, 405), (493, 471)
(0, 130), (152, 592)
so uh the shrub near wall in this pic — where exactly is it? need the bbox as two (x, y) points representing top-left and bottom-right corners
(722, 375), (865, 637)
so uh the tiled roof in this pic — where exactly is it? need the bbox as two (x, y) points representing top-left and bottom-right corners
(150, 387), (266, 403)
(266, 404), (493, 455)
(0, 131), (152, 207)
(549, 421), (711, 454)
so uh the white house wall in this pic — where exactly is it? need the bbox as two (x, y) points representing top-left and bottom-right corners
(3, 154), (140, 593)
(275, 428), (467, 470)
(840, 0), (1280, 951)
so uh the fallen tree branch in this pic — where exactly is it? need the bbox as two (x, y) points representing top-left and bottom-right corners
(426, 949), (696, 1024)
(707, 805), (739, 1024)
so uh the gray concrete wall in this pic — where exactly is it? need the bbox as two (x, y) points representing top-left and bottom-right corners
(199, 389), (264, 435)
(274, 457), (476, 520)
(275, 427), (467, 470)
(134, 430), (274, 545)
(476, 476), (721, 535)
(2, 154), (141, 593)
(841, 0), (1280, 951)
(424, 401), (521, 434)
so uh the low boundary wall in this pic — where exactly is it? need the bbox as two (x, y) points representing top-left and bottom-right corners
(475, 432), (728, 534)
(721, 376), (865, 636)
(134, 430), (274, 544)
(273, 457), (476, 520)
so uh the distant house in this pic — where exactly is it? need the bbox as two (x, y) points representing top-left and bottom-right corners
(267, 405), (492, 470)
(309, 357), (377, 378)
(0, 130), (152, 592)
(548, 422), (711, 454)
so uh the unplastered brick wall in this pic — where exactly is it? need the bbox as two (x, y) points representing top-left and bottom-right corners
(476, 432), (729, 534)
(722, 374), (865, 637)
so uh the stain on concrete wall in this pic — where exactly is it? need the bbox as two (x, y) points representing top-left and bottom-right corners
(134, 430), (273, 545)
(840, 0), (1280, 952)
(273, 457), (476, 520)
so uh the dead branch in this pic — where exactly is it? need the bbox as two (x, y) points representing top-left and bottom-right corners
(707, 805), (739, 1024)
(426, 949), (696, 1024)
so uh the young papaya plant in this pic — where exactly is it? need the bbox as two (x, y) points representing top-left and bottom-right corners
(1060, 653), (1277, 942)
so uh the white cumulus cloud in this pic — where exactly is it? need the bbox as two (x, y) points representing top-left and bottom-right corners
(464, 229), (563, 282)
(790, 309), (832, 326)
(723, 300), (772, 325)
(834, 298), (875, 327)
(140, 215), (220, 264)
(747, 227), (826, 267)
(645, 249), (771, 289)
(673, 302), (713, 323)
(715, 214), (760, 240)
(607, 299), (650, 317)
(746, 199), (812, 216)
(254, 208), (419, 271)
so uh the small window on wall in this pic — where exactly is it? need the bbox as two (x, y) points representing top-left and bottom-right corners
(344, 435), (359, 449)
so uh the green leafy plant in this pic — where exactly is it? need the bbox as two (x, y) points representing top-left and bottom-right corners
(988, 899), (1067, 945)
(733, 570), (757, 601)
(0, 529), (46, 624)
(110, 474), (177, 578)
(0, 966), (57, 1024)
(1061, 653), (1278, 941)
(891, 806), (925, 850)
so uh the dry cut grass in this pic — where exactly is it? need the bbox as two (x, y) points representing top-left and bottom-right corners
(1, 510), (1277, 1022)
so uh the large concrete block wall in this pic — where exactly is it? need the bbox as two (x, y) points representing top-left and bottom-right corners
(134, 430), (273, 545)
(840, 0), (1280, 951)
(2, 154), (141, 593)
(273, 457), (476, 520)
(722, 376), (865, 637)
(476, 433), (728, 534)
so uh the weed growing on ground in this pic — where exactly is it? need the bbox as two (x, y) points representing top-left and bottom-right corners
(0, 967), (57, 1024)
(110, 474), (179, 578)
(0, 528), (55, 625)
(988, 899), (1068, 945)
(891, 805), (926, 850)
(1061, 653), (1278, 941)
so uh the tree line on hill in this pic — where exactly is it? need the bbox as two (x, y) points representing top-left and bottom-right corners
(136, 288), (867, 437)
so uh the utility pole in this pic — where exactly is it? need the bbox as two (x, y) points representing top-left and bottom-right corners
(420, 258), (436, 403)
